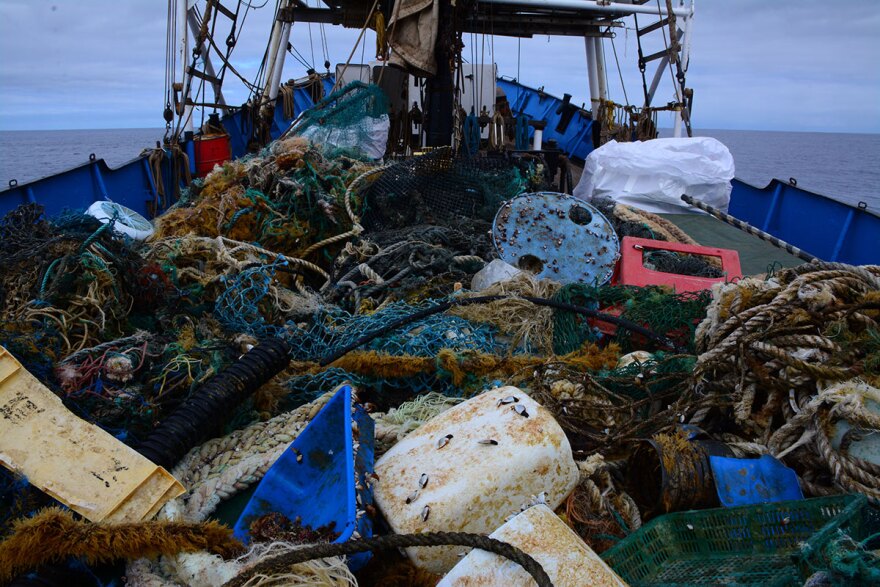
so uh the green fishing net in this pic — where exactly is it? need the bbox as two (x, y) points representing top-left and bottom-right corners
(552, 283), (712, 355)
(295, 81), (391, 160)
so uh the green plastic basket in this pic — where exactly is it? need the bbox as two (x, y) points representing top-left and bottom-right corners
(601, 494), (865, 586)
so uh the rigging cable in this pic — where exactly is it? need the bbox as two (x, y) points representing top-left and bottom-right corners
(632, 13), (651, 108)
(319, 18), (330, 70)
(335, 0), (381, 92)
(517, 38), (521, 81)
(307, 0), (317, 68)
(163, 0), (176, 136)
(287, 42), (314, 70)
(610, 32), (630, 107)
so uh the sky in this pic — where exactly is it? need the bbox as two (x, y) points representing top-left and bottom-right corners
(0, 0), (878, 133)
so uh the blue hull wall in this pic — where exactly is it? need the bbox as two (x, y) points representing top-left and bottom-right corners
(729, 178), (879, 265)
(1, 156), (160, 219)
(0, 77), (875, 267)
(496, 78), (595, 161)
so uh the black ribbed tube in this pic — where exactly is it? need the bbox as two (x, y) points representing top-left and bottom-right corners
(137, 338), (291, 469)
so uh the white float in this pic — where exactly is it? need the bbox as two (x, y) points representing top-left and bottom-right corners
(438, 504), (628, 587)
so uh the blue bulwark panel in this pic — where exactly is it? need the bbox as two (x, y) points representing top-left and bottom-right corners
(729, 178), (880, 265)
(496, 78), (595, 161)
(0, 155), (159, 220)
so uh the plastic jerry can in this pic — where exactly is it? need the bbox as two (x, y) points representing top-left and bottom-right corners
(439, 504), (628, 587)
(373, 386), (579, 574)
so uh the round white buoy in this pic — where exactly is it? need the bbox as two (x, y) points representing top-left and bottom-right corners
(85, 201), (155, 241)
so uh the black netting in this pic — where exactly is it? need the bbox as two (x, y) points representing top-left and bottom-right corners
(361, 149), (531, 231)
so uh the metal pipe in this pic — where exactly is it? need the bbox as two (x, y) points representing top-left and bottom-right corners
(479, 0), (692, 18)
(680, 3), (693, 73)
(584, 36), (600, 114)
(646, 53), (670, 108)
(594, 37), (608, 102)
(268, 21), (292, 101)
(262, 3), (287, 101)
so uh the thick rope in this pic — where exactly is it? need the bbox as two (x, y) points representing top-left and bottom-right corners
(298, 164), (392, 260)
(222, 532), (553, 587)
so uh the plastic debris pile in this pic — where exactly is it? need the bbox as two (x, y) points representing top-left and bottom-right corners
(1, 122), (878, 586)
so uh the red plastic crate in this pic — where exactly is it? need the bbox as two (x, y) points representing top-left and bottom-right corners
(613, 236), (742, 293)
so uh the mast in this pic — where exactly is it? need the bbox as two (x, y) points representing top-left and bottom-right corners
(594, 37), (608, 104)
(262, 1), (294, 110)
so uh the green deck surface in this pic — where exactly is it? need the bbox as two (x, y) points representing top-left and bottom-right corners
(660, 214), (805, 276)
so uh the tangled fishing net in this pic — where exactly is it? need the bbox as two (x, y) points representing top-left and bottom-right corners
(2, 81), (878, 586)
(153, 136), (372, 272)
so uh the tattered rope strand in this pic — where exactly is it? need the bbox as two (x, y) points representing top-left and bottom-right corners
(298, 164), (393, 260)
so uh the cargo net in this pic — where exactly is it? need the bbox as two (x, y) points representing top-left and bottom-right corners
(294, 81), (390, 160)
(360, 148), (530, 231)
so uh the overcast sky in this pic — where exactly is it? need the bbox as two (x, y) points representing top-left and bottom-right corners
(0, 0), (878, 133)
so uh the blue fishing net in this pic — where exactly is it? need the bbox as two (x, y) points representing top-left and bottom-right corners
(214, 261), (287, 338)
(284, 299), (503, 362)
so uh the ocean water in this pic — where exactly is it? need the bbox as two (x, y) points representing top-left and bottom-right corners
(688, 129), (880, 210)
(0, 127), (877, 210)
(0, 128), (164, 188)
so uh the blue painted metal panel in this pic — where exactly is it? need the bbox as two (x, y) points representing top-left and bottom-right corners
(496, 78), (595, 162)
(0, 155), (159, 219)
(729, 178), (880, 265)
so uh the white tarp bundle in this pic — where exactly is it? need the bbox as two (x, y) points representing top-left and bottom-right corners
(573, 137), (735, 214)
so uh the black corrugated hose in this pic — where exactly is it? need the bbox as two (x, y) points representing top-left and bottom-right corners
(136, 338), (291, 469)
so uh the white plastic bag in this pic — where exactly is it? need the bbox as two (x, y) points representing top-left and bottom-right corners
(470, 259), (521, 291)
(573, 137), (735, 214)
